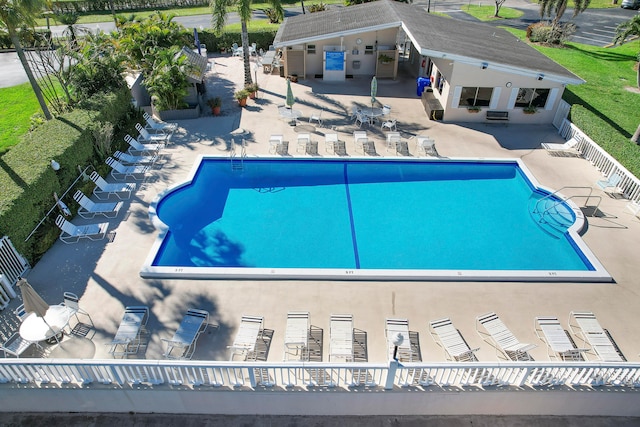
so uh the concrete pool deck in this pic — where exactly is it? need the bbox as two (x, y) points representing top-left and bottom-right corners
(9, 54), (640, 365)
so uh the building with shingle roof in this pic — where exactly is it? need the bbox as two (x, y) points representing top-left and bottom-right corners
(272, 0), (583, 123)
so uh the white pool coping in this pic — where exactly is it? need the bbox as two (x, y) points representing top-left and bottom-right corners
(141, 156), (612, 283)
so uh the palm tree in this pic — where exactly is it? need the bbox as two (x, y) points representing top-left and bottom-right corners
(0, 0), (52, 120)
(613, 15), (640, 88)
(211, 0), (283, 86)
(539, 0), (590, 29)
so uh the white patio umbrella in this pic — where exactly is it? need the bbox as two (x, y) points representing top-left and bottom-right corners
(17, 277), (49, 318)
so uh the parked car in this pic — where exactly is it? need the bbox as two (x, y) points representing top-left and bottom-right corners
(621, 0), (640, 9)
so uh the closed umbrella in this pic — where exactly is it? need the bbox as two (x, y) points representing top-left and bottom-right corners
(17, 277), (49, 318)
(286, 78), (295, 109)
(370, 76), (378, 109)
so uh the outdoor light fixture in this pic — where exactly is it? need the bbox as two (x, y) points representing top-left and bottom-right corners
(50, 160), (60, 171)
(392, 332), (404, 361)
(537, 74), (544, 81)
(481, 62), (488, 70)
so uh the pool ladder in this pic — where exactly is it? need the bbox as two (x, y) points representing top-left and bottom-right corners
(530, 186), (602, 236)
(230, 138), (246, 171)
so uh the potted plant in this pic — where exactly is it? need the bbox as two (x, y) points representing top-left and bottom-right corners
(234, 89), (249, 107)
(207, 97), (222, 115)
(523, 106), (538, 114)
(467, 106), (481, 113)
(289, 74), (298, 83)
(378, 54), (394, 64)
(245, 83), (259, 99)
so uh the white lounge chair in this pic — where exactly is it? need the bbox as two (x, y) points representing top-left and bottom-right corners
(107, 306), (149, 358)
(268, 134), (284, 154)
(228, 315), (263, 361)
(125, 134), (164, 156)
(55, 215), (109, 244)
(353, 131), (367, 154)
(542, 135), (582, 151)
(325, 133), (339, 154)
(534, 316), (587, 361)
(385, 132), (401, 153)
(476, 312), (536, 361)
(627, 200), (640, 218)
(385, 318), (413, 361)
(143, 111), (177, 135)
(568, 311), (624, 362)
(429, 317), (479, 362)
(162, 308), (209, 360)
(284, 311), (309, 361)
(596, 172), (622, 192)
(296, 133), (311, 154)
(329, 314), (353, 362)
(106, 157), (150, 181)
(113, 150), (157, 166)
(90, 171), (135, 200)
(73, 190), (123, 219)
(135, 123), (170, 143)
(416, 136), (438, 157)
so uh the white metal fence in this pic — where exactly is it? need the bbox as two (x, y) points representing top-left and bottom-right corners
(0, 236), (29, 310)
(0, 359), (638, 390)
(558, 119), (640, 202)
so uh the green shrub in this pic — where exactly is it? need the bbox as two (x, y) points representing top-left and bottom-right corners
(198, 28), (278, 54)
(308, 3), (327, 12)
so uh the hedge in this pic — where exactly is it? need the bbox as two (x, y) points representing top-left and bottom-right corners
(0, 87), (135, 263)
(197, 29), (279, 55)
(50, 0), (208, 14)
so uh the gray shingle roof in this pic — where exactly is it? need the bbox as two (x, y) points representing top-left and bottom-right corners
(273, 0), (582, 83)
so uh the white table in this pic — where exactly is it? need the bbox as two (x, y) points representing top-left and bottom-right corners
(19, 305), (72, 343)
(360, 107), (384, 124)
(279, 108), (303, 125)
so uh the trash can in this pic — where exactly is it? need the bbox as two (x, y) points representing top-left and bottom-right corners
(416, 77), (430, 97)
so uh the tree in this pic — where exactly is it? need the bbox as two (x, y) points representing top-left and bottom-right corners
(0, 0), (52, 119)
(494, 0), (507, 17)
(539, 0), (591, 29)
(613, 15), (640, 88)
(211, 0), (283, 86)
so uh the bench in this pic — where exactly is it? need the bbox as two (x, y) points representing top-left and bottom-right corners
(486, 111), (509, 121)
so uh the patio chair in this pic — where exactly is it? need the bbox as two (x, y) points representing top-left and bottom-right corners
(386, 132), (401, 153)
(228, 315), (264, 361)
(73, 190), (123, 219)
(627, 200), (640, 218)
(350, 106), (361, 120)
(354, 112), (367, 128)
(14, 304), (27, 321)
(90, 171), (136, 200)
(309, 110), (323, 126)
(268, 135), (284, 154)
(231, 43), (242, 56)
(568, 311), (624, 362)
(596, 172), (622, 192)
(142, 111), (177, 135)
(1, 332), (38, 358)
(106, 157), (150, 181)
(382, 105), (391, 117)
(534, 316), (587, 361)
(541, 135), (582, 151)
(162, 308), (209, 360)
(381, 118), (397, 132)
(136, 123), (170, 143)
(476, 312), (535, 361)
(429, 317), (479, 362)
(325, 133), (339, 154)
(296, 133), (311, 154)
(61, 291), (94, 330)
(113, 150), (157, 166)
(416, 136), (438, 157)
(125, 134), (164, 156)
(55, 215), (109, 244)
(329, 314), (353, 362)
(107, 306), (149, 358)
(284, 311), (310, 361)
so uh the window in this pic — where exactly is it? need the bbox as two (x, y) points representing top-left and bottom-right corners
(364, 45), (374, 55)
(515, 88), (550, 108)
(458, 87), (493, 107)
(307, 44), (316, 54)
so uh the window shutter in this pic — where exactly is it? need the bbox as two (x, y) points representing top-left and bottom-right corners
(451, 86), (462, 108)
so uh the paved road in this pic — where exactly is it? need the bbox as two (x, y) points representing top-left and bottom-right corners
(1, 3), (637, 88)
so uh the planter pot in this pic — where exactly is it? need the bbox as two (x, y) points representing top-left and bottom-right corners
(289, 75), (298, 83)
(468, 109), (481, 113)
(212, 106), (221, 116)
(237, 98), (248, 107)
(249, 91), (256, 99)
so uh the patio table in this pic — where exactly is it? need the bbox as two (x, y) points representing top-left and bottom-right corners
(360, 107), (384, 125)
(279, 108), (303, 125)
(19, 305), (72, 344)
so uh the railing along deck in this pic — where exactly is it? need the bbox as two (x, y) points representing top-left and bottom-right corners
(0, 359), (638, 390)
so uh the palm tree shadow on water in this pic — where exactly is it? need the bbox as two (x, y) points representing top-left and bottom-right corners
(188, 229), (249, 267)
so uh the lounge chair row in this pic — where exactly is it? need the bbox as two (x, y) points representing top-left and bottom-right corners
(106, 306), (209, 360)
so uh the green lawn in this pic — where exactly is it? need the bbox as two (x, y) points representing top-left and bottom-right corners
(461, 5), (524, 21)
(0, 83), (40, 153)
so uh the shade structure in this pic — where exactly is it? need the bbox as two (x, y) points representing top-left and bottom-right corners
(17, 278), (49, 318)
(370, 76), (377, 109)
(286, 78), (295, 108)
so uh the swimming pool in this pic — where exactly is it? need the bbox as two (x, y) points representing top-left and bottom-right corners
(142, 157), (611, 282)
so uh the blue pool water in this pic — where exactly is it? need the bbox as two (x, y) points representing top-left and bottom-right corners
(145, 158), (607, 280)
